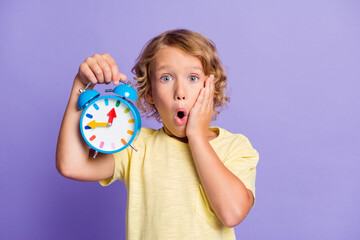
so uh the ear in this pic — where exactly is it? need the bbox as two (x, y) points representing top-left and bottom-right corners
(145, 90), (154, 104)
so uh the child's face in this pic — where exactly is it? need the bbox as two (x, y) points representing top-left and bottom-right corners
(148, 46), (207, 138)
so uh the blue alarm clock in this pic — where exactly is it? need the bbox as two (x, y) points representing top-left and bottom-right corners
(77, 81), (141, 157)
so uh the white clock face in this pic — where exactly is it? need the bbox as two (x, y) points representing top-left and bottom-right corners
(81, 97), (136, 152)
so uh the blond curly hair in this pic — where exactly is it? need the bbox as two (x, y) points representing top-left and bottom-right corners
(132, 29), (229, 122)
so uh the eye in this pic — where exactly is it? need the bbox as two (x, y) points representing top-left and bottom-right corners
(160, 75), (172, 82)
(188, 75), (199, 82)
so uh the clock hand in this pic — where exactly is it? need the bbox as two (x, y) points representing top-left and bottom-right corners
(107, 108), (117, 125)
(87, 120), (110, 129)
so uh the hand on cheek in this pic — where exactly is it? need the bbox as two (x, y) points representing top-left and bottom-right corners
(186, 74), (215, 139)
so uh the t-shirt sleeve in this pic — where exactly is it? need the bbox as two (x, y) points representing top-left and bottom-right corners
(99, 147), (131, 186)
(223, 135), (259, 205)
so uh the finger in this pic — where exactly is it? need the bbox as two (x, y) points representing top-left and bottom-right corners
(94, 54), (112, 84)
(79, 62), (97, 85)
(201, 76), (212, 111)
(102, 53), (120, 84)
(118, 72), (128, 82)
(210, 75), (215, 117)
(196, 87), (206, 109)
(203, 75), (215, 116)
(86, 56), (104, 83)
(101, 54), (128, 84)
(210, 75), (215, 105)
(190, 88), (204, 116)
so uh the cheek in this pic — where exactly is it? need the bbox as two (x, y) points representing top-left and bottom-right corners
(152, 86), (165, 101)
(152, 87), (171, 110)
(189, 84), (203, 100)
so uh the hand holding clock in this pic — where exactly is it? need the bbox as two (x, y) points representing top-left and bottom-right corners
(57, 53), (128, 181)
(76, 53), (141, 154)
(76, 53), (127, 87)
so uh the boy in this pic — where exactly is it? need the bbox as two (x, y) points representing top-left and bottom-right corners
(56, 29), (259, 239)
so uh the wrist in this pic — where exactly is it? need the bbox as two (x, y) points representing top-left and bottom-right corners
(187, 133), (208, 143)
(69, 77), (93, 106)
(74, 74), (94, 90)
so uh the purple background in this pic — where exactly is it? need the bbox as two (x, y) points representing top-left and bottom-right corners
(1, 0), (359, 239)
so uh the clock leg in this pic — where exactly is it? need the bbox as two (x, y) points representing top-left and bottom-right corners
(129, 144), (138, 152)
(93, 150), (99, 158)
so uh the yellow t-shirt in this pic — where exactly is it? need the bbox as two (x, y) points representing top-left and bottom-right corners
(100, 127), (259, 240)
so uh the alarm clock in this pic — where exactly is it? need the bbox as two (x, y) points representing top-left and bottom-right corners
(77, 82), (141, 157)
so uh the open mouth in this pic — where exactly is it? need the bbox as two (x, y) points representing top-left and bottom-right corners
(177, 111), (185, 119)
(175, 108), (187, 125)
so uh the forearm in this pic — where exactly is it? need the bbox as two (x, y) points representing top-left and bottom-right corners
(188, 136), (253, 227)
(56, 77), (91, 175)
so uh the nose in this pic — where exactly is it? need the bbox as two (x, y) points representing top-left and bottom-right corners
(174, 79), (186, 101)
(176, 95), (185, 100)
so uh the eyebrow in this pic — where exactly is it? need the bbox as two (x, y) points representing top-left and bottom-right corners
(156, 65), (203, 72)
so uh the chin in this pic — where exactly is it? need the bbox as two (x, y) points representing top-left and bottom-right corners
(165, 124), (187, 138)
(172, 128), (187, 138)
